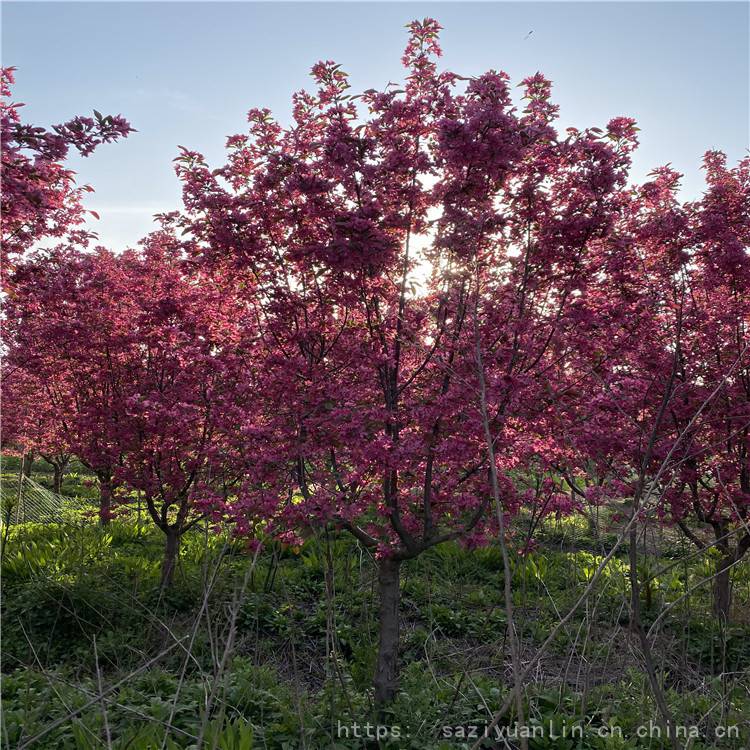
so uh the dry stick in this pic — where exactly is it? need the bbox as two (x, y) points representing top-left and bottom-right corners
(628, 515), (678, 749)
(582, 592), (621, 722)
(18, 623), (102, 749)
(288, 623), (309, 750)
(647, 479), (750, 640)
(436, 671), (469, 734)
(160, 541), (230, 750)
(92, 563), (207, 671)
(624, 305), (681, 749)
(195, 544), (262, 750)
(470, 346), (749, 750)
(466, 671), (493, 724)
(626, 370), (679, 745)
(561, 606), (588, 701)
(12, 661), (199, 741)
(318, 529), (355, 717)
(423, 627), (441, 688)
(644, 525), (744, 586)
(18, 637), (188, 750)
(473, 292), (527, 750)
(646, 553), (750, 640)
(201, 519), (221, 670)
(93, 636), (113, 750)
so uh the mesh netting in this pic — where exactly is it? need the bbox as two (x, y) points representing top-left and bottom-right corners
(0, 474), (95, 525)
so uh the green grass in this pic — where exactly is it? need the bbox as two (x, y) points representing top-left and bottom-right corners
(2, 513), (749, 749)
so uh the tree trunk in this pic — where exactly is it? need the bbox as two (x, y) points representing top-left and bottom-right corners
(21, 452), (34, 479)
(713, 554), (733, 622)
(99, 475), (112, 526)
(41, 454), (69, 495)
(52, 461), (67, 495)
(373, 556), (402, 706)
(586, 511), (600, 542)
(160, 529), (181, 589)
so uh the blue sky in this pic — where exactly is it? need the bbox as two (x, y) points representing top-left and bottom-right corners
(3, 1), (748, 251)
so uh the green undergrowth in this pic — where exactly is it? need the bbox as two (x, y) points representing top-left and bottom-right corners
(2, 518), (749, 749)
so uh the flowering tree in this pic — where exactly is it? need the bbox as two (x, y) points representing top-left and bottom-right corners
(557, 164), (692, 511)
(3, 16), (745, 716)
(1, 67), (132, 266)
(174, 19), (638, 702)
(660, 154), (750, 621)
(4, 246), (138, 522)
(561, 154), (750, 623)
(0, 365), (73, 493)
(113, 233), (253, 587)
(4, 236), (252, 584)
(1, 66), (131, 499)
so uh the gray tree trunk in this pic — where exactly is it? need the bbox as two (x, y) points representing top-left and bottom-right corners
(160, 529), (181, 589)
(373, 556), (402, 706)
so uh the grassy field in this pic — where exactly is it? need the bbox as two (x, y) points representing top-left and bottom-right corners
(2, 462), (749, 749)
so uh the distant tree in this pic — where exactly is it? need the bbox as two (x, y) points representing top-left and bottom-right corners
(662, 154), (750, 621)
(113, 234), (253, 587)
(0, 365), (73, 493)
(4, 247), (137, 523)
(562, 155), (750, 623)
(4, 236), (253, 584)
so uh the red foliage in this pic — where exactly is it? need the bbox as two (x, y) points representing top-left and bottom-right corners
(1, 67), (132, 267)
